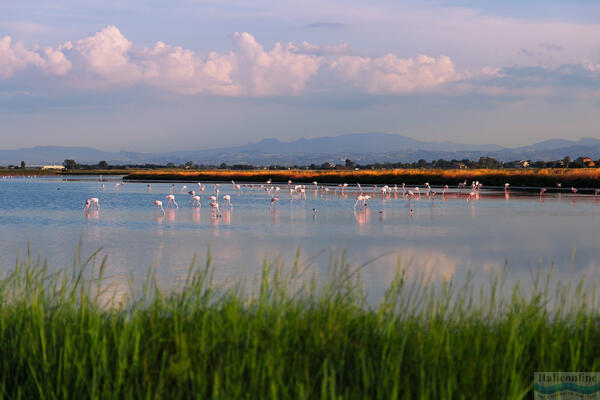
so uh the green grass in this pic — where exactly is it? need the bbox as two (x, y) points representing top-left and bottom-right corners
(1, 247), (600, 399)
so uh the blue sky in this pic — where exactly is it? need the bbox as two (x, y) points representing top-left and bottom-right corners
(1, 0), (600, 151)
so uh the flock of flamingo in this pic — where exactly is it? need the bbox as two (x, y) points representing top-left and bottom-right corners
(80, 178), (600, 219)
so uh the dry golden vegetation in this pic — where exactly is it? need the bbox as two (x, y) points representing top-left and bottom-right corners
(125, 168), (600, 187)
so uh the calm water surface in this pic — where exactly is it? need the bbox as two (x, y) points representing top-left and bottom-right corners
(1, 176), (599, 296)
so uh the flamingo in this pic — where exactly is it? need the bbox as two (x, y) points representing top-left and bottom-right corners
(165, 194), (178, 208)
(571, 187), (578, 195)
(595, 189), (600, 199)
(222, 195), (232, 209)
(540, 188), (547, 197)
(84, 197), (100, 212)
(192, 196), (201, 208)
(504, 183), (509, 193)
(147, 184), (152, 192)
(354, 195), (365, 210)
(270, 197), (279, 207)
(208, 195), (217, 202)
(153, 200), (165, 215)
(414, 187), (421, 199)
(180, 185), (188, 193)
(209, 202), (221, 217)
(442, 185), (449, 196)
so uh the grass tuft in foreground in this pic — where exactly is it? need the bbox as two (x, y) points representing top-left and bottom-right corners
(0, 248), (600, 399)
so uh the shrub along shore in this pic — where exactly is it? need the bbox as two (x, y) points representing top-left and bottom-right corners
(124, 168), (600, 188)
(1, 248), (600, 399)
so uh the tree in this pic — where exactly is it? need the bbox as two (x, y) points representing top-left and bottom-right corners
(20, 161), (26, 169)
(63, 159), (77, 170)
(98, 160), (109, 169)
(345, 158), (356, 168)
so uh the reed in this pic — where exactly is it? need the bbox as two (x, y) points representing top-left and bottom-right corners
(0, 247), (599, 399)
(124, 168), (600, 188)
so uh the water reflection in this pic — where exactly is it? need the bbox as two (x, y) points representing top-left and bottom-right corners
(0, 177), (600, 298)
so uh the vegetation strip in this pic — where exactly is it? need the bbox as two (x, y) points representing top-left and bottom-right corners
(124, 168), (600, 188)
(1, 248), (600, 399)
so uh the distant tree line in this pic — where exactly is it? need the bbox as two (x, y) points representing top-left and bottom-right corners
(3, 156), (598, 171)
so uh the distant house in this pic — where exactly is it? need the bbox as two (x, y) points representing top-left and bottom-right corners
(41, 165), (66, 171)
(576, 157), (595, 167)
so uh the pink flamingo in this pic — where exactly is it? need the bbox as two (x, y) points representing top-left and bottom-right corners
(504, 183), (509, 193)
(571, 187), (577, 195)
(354, 195), (366, 210)
(222, 195), (232, 209)
(208, 195), (217, 202)
(442, 185), (448, 196)
(270, 197), (279, 207)
(153, 200), (165, 215)
(192, 196), (201, 208)
(209, 202), (221, 217)
(84, 197), (100, 213)
(165, 194), (178, 208)
(540, 188), (547, 197)
(595, 189), (600, 199)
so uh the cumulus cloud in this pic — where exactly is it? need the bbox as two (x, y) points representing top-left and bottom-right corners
(0, 25), (500, 97)
(55, 26), (322, 96)
(0, 35), (71, 78)
(329, 53), (460, 94)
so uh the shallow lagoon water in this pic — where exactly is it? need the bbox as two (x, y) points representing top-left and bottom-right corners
(1, 176), (599, 297)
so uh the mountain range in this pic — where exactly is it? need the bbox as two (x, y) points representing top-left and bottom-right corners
(2, 133), (600, 166)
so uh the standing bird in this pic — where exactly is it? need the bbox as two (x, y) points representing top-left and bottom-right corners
(540, 188), (547, 197)
(84, 198), (100, 213)
(165, 194), (178, 208)
(153, 200), (165, 215)
(192, 196), (201, 208)
(222, 195), (232, 209)
(209, 202), (221, 217)
(270, 197), (279, 207)
(504, 183), (510, 193)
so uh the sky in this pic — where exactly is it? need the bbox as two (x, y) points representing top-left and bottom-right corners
(1, 0), (600, 151)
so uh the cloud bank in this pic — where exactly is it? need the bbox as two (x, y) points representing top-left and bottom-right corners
(1, 25), (599, 99)
(0, 25), (466, 97)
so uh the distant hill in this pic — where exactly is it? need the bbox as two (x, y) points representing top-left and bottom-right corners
(1, 134), (600, 166)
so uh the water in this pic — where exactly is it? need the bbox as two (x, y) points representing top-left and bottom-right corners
(1, 176), (600, 297)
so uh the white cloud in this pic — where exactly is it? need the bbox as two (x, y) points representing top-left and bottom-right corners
(9, 24), (594, 99)
(0, 35), (71, 78)
(329, 53), (460, 94)
(59, 26), (322, 96)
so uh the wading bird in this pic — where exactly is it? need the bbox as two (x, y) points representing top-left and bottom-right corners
(192, 196), (201, 208)
(209, 202), (221, 217)
(153, 200), (165, 215)
(222, 195), (232, 209)
(165, 194), (178, 208)
(84, 198), (100, 213)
